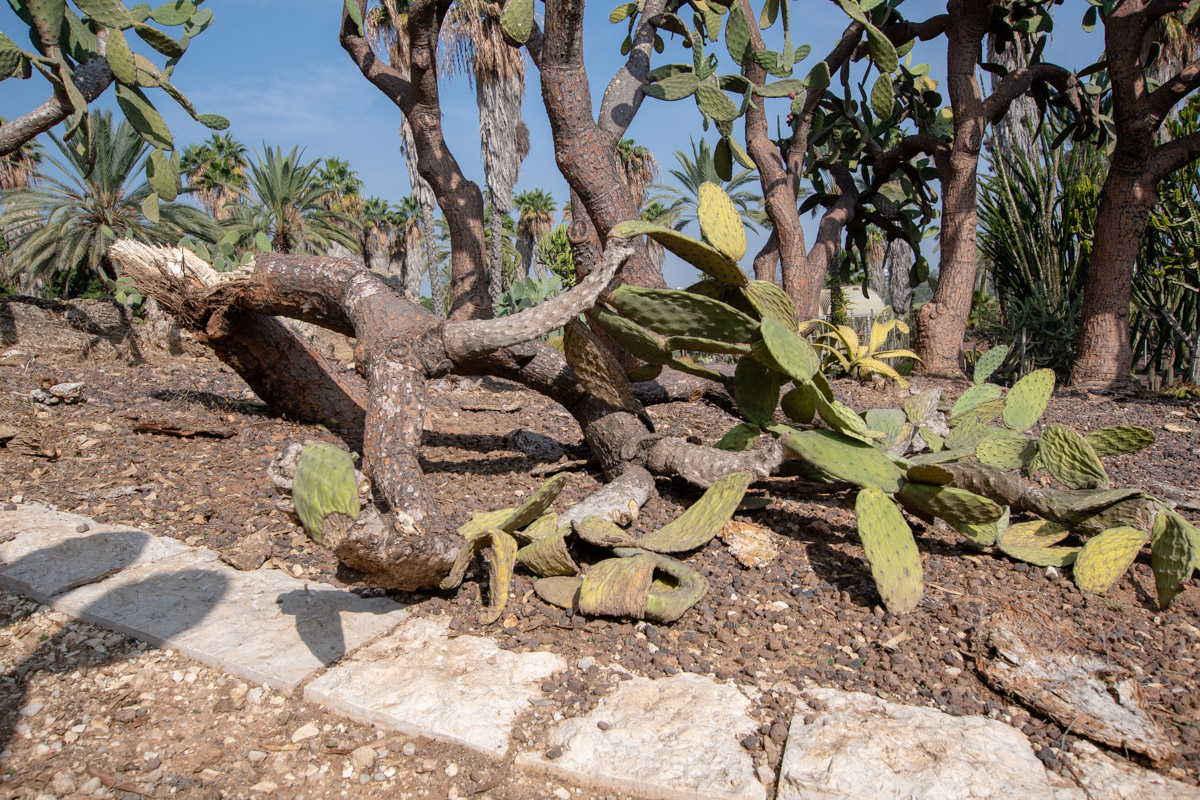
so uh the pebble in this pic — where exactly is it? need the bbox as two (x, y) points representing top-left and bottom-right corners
(19, 701), (43, 717)
(402, 742), (417, 757)
(577, 656), (596, 670)
(349, 745), (377, 771)
(445, 763), (459, 777)
(75, 522), (89, 533)
(290, 722), (320, 743)
(247, 750), (267, 764)
(553, 788), (572, 800)
(546, 746), (563, 760)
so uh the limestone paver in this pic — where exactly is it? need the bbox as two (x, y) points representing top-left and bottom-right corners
(0, 503), (192, 603)
(304, 617), (566, 756)
(517, 672), (765, 800)
(53, 548), (410, 693)
(776, 687), (1080, 800)
(1062, 741), (1200, 800)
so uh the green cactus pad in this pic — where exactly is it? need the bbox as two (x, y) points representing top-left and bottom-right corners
(896, 482), (1005, 525)
(1073, 526), (1147, 594)
(641, 553), (709, 624)
(783, 430), (903, 493)
(906, 464), (955, 485)
(1002, 368), (1055, 432)
(998, 542), (1080, 567)
(952, 505), (1009, 548)
(609, 285), (758, 342)
(574, 516), (641, 549)
(855, 487), (924, 614)
(697, 182), (747, 261)
(972, 345), (1009, 385)
(458, 508), (517, 540)
(757, 318), (818, 383)
(684, 278), (727, 300)
(863, 408), (909, 452)
(903, 389), (941, 426)
(715, 422), (762, 451)
(1085, 426), (1155, 458)
(743, 281), (799, 330)
(951, 383), (1004, 418)
(1001, 519), (1071, 548)
(534, 576), (581, 610)
(780, 385), (816, 425)
(1039, 424), (1109, 490)
(664, 335), (752, 355)
(809, 369), (835, 400)
(976, 436), (1038, 471)
(1152, 509), (1195, 608)
(734, 356), (783, 426)
(949, 397), (1007, 428)
(516, 531), (579, 578)
(610, 220), (748, 286)
(498, 474), (569, 533)
(564, 320), (640, 415)
(440, 532), (491, 591)
(944, 415), (992, 453)
(1069, 498), (1159, 536)
(479, 530), (519, 624)
(519, 512), (560, 543)
(908, 447), (970, 466)
(627, 363), (664, 383)
(588, 306), (674, 365)
(917, 426), (945, 453)
(292, 443), (360, 545)
(1053, 487), (1149, 514)
(808, 384), (886, 442)
(638, 471), (753, 553)
(576, 556), (655, 619)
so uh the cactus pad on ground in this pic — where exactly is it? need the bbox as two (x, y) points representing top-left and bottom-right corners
(1073, 526), (1148, 594)
(951, 383), (1005, 418)
(856, 486), (924, 614)
(292, 443), (360, 546)
(638, 471), (753, 553)
(1039, 424), (1110, 490)
(1085, 426), (1155, 458)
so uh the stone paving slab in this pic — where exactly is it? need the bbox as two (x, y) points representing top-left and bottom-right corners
(777, 688), (1080, 800)
(0, 504), (193, 604)
(53, 547), (410, 693)
(517, 672), (765, 800)
(304, 617), (566, 757)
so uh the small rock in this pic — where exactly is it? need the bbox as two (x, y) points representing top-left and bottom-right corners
(402, 742), (417, 757)
(49, 382), (84, 403)
(291, 722), (320, 743)
(79, 776), (102, 794)
(597, 720), (610, 731)
(349, 746), (378, 772)
(75, 522), (90, 533)
(756, 764), (775, 786)
(417, 758), (437, 774)
(49, 773), (76, 795)
(247, 750), (267, 764)
(553, 788), (572, 800)
(18, 701), (43, 717)
(545, 746), (563, 760)
(220, 529), (273, 571)
(445, 763), (459, 778)
(577, 657), (596, 671)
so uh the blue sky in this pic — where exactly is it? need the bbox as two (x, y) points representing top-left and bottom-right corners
(2, 0), (1106, 288)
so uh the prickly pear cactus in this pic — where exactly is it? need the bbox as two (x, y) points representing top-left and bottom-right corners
(951, 383), (1004, 418)
(697, 182), (747, 261)
(734, 356), (783, 427)
(856, 486), (924, 614)
(1002, 368), (1055, 433)
(564, 319), (641, 416)
(744, 280), (799, 331)
(609, 285), (759, 342)
(783, 430), (904, 493)
(1073, 526), (1148, 594)
(976, 436), (1038, 471)
(1152, 509), (1195, 609)
(292, 443), (360, 546)
(638, 471), (753, 553)
(972, 345), (1009, 385)
(1085, 426), (1155, 458)
(610, 220), (748, 286)
(1039, 424), (1109, 490)
(757, 318), (818, 383)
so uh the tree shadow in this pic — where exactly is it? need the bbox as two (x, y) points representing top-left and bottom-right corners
(0, 530), (228, 756)
(275, 588), (413, 668)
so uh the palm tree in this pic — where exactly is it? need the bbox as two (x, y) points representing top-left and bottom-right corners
(514, 189), (557, 278)
(360, 195), (395, 275)
(179, 132), (249, 220)
(0, 109), (218, 296)
(441, 0), (529, 303)
(615, 138), (660, 209)
(367, 0), (446, 315)
(0, 120), (42, 191)
(318, 157), (364, 216)
(647, 138), (765, 236)
(221, 146), (361, 255)
(393, 196), (426, 301)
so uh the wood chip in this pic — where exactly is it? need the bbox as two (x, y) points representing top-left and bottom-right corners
(131, 419), (236, 438)
(458, 401), (523, 413)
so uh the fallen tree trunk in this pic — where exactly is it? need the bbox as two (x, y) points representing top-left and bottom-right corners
(109, 240), (773, 590)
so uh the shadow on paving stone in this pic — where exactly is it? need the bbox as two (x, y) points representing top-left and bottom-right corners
(0, 529), (171, 602)
(1, 553), (227, 757)
(275, 588), (402, 667)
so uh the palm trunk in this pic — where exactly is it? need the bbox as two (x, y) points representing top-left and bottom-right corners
(420, 214), (444, 316)
(488, 208), (504, 301)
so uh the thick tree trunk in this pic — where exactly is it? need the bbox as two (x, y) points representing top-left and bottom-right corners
(1071, 170), (1152, 386)
(916, 150), (979, 376)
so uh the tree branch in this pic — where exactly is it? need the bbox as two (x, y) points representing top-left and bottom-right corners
(982, 62), (1088, 127)
(0, 56), (114, 158)
(597, 0), (670, 137)
(1151, 128), (1200, 182)
(1149, 56), (1200, 120)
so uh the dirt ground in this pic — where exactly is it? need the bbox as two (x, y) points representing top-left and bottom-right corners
(1, 347), (1199, 799)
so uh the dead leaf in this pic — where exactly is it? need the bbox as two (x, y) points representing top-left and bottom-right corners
(1164, 424), (1193, 434)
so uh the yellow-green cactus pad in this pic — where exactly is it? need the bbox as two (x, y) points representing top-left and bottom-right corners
(734, 356), (783, 427)
(534, 575), (582, 610)
(577, 556), (656, 619)
(610, 285), (758, 342)
(998, 542), (1081, 567)
(518, 512), (560, 543)
(574, 516), (641, 549)
(780, 385), (816, 425)
(906, 464), (955, 486)
(697, 181), (747, 261)
(1152, 509), (1195, 609)
(1085, 425), (1155, 458)
(1001, 519), (1071, 548)
(743, 280), (799, 330)
(758, 318), (818, 383)
(903, 389), (940, 426)
(972, 345), (1009, 385)
(1039, 424), (1109, 490)
(783, 430), (903, 493)
(292, 443), (360, 545)
(949, 397), (1007, 428)
(638, 471), (754, 553)
(896, 482), (1005, 526)
(856, 486), (924, 614)
(516, 531), (579, 578)
(1073, 526), (1148, 594)
(951, 383), (1004, 418)
(953, 505), (1009, 548)
(1002, 368), (1055, 432)
(610, 220), (748, 286)
(506, 474), (569, 532)
(976, 436), (1038, 471)
(480, 530), (518, 624)
(564, 319), (639, 415)
(458, 508), (518, 540)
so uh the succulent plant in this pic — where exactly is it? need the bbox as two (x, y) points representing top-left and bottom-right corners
(809, 311), (920, 388)
(292, 443), (360, 547)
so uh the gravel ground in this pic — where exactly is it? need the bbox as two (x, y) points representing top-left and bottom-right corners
(2, 354), (1198, 798)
